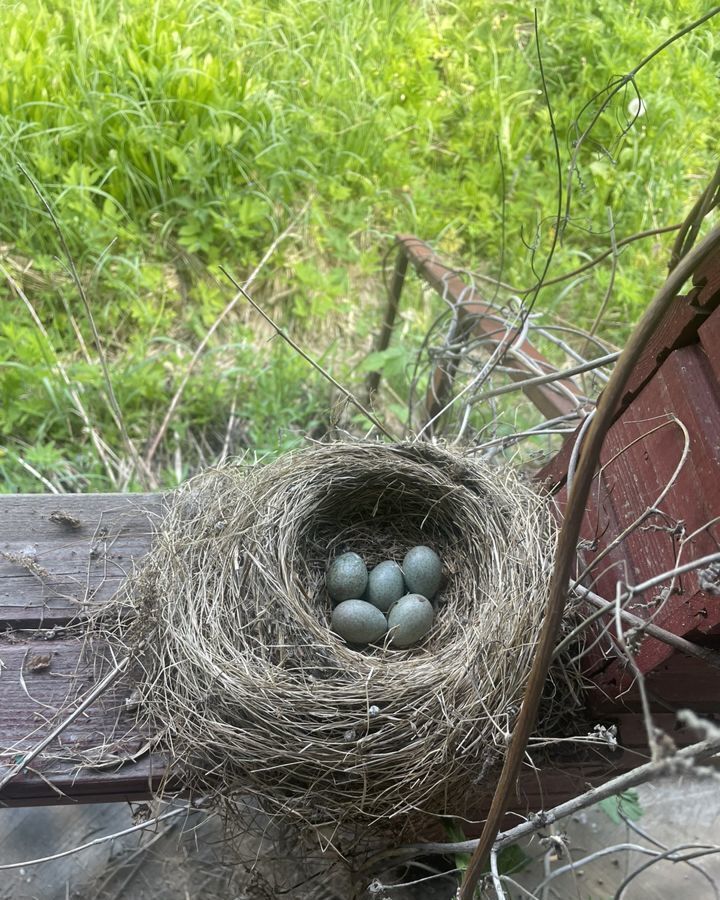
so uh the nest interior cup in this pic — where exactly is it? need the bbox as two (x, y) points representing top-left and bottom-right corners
(118, 441), (557, 831)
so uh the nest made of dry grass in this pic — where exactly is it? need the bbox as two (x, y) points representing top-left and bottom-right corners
(108, 441), (568, 834)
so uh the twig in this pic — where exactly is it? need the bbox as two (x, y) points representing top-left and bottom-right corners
(669, 160), (720, 271)
(19, 164), (155, 490)
(523, 10), (563, 321)
(559, 549), (720, 661)
(499, 874), (541, 899)
(569, 583), (720, 670)
(571, 415), (691, 592)
(613, 844), (720, 899)
(0, 447), (63, 494)
(565, 409), (596, 496)
(0, 657), (129, 791)
(584, 207), (618, 352)
(0, 261), (119, 487)
(464, 351), (618, 408)
(218, 269), (396, 440)
(365, 243), (408, 400)
(458, 223), (720, 899)
(366, 733), (720, 873)
(619, 813), (720, 900)
(630, 551), (720, 598)
(490, 848), (508, 900)
(611, 584), (659, 759)
(0, 804), (201, 870)
(490, 732), (720, 850)
(563, 7), (720, 230)
(523, 224), (682, 294)
(98, 817), (185, 900)
(415, 306), (529, 441)
(535, 843), (663, 893)
(405, 224), (682, 299)
(145, 207), (307, 466)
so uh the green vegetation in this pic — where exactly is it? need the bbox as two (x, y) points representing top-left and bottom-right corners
(0, 0), (717, 490)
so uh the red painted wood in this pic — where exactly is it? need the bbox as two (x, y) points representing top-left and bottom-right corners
(551, 468), (635, 680)
(619, 252), (720, 408)
(590, 347), (720, 690)
(699, 303), (720, 384)
(543, 340), (720, 698)
(589, 657), (720, 717)
(539, 250), (720, 494)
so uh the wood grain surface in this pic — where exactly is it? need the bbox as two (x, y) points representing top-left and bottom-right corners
(0, 493), (164, 805)
(0, 493), (160, 627)
(0, 634), (167, 805)
(556, 341), (720, 695)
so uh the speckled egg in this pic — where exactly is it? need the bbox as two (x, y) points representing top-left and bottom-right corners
(326, 552), (368, 603)
(387, 593), (434, 648)
(366, 560), (406, 612)
(402, 545), (442, 599)
(331, 599), (388, 645)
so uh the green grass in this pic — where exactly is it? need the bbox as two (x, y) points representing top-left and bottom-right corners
(0, 0), (718, 489)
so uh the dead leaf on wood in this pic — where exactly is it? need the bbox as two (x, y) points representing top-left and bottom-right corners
(49, 510), (82, 529)
(25, 653), (51, 673)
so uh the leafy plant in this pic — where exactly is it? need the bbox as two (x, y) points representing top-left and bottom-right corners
(598, 789), (644, 825)
(0, 0), (717, 489)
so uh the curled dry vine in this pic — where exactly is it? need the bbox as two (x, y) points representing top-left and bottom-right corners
(458, 223), (720, 899)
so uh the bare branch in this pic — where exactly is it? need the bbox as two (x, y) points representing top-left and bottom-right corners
(219, 269), (396, 441)
(145, 205), (308, 466)
(458, 223), (720, 898)
(0, 656), (129, 792)
(0, 803), (203, 871)
(366, 732), (720, 875)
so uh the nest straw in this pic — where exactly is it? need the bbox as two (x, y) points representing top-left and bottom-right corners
(106, 441), (567, 834)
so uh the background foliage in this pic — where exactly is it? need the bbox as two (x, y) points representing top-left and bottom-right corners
(0, 0), (717, 490)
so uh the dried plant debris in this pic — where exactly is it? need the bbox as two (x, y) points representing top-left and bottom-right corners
(49, 509), (82, 528)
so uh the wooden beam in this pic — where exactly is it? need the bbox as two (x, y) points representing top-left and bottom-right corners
(0, 493), (159, 627)
(0, 636), (166, 806)
(0, 493), (163, 806)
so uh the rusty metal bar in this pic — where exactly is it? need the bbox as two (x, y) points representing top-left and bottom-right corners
(365, 245), (409, 400)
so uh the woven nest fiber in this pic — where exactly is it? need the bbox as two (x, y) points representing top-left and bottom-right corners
(113, 441), (564, 832)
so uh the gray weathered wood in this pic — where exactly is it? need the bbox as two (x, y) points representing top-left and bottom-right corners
(0, 635), (165, 805)
(0, 493), (166, 804)
(0, 493), (160, 627)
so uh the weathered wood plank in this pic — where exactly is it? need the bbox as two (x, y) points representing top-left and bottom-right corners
(0, 635), (164, 806)
(0, 493), (160, 627)
(589, 347), (720, 690)
(0, 635), (664, 814)
(542, 342), (720, 696)
(618, 252), (720, 408)
(539, 250), (720, 494)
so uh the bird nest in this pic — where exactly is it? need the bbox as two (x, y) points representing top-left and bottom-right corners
(108, 441), (571, 834)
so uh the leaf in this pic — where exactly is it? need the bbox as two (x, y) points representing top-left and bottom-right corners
(442, 821), (530, 880)
(494, 843), (531, 876)
(357, 346), (409, 377)
(598, 790), (643, 825)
